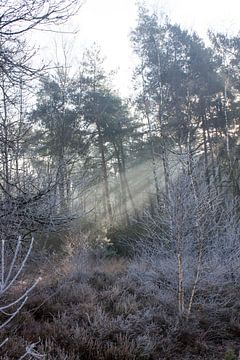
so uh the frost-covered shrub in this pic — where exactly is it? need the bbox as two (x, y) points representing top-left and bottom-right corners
(127, 170), (240, 317)
(0, 236), (43, 359)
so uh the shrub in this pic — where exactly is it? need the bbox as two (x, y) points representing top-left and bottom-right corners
(127, 170), (240, 319)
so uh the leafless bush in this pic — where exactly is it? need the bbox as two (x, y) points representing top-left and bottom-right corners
(128, 169), (240, 319)
(0, 236), (44, 359)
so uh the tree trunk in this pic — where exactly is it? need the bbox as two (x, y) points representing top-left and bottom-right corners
(58, 156), (67, 212)
(96, 123), (113, 223)
(145, 102), (161, 204)
(201, 115), (210, 187)
(158, 105), (170, 198)
(120, 141), (137, 215)
(114, 143), (128, 223)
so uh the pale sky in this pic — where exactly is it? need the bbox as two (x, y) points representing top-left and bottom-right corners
(32, 0), (240, 96)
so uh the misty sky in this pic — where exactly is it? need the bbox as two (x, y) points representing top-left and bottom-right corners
(33, 0), (240, 95)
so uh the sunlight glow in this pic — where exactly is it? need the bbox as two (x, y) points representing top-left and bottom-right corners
(32, 0), (240, 95)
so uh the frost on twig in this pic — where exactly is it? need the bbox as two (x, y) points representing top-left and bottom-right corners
(0, 236), (43, 358)
(18, 342), (45, 359)
(128, 170), (240, 319)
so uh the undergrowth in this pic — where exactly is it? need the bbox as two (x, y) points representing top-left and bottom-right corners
(1, 251), (240, 360)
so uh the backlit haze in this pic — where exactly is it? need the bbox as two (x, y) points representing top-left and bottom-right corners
(32, 0), (240, 96)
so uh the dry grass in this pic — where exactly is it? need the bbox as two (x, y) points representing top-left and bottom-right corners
(1, 251), (240, 360)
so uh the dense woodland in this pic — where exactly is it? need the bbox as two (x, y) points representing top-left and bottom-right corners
(0, 1), (240, 359)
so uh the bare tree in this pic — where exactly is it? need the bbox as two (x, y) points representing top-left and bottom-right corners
(0, 0), (84, 240)
(0, 0), (83, 83)
(128, 165), (240, 319)
(0, 0), (82, 357)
